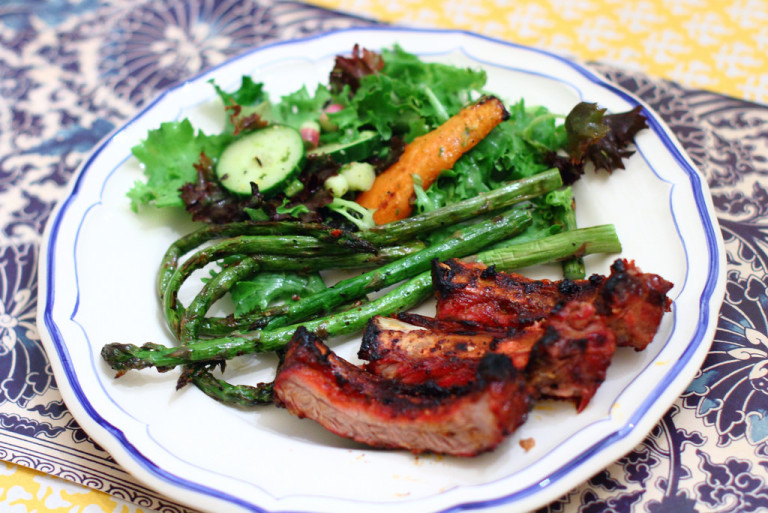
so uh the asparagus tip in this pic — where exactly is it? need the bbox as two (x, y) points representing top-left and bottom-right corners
(100, 341), (168, 372)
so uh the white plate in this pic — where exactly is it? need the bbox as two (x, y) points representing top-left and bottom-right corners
(38, 27), (726, 513)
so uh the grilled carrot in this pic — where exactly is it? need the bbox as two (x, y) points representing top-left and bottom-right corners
(356, 96), (509, 224)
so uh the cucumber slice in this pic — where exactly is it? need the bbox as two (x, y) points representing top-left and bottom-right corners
(217, 125), (305, 196)
(308, 130), (380, 164)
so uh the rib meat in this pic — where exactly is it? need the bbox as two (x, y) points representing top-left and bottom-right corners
(361, 301), (616, 412)
(273, 258), (672, 455)
(593, 258), (674, 350)
(524, 301), (616, 412)
(433, 258), (672, 350)
(273, 326), (534, 456)
(359, 315), (539, 387)
(433, 258), (604, 328)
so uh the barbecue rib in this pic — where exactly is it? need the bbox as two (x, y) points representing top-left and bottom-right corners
(592, 258), (674, 350)
(433, 258), (604, 328)
(359, 315), (538, 387)
(433, 258), (672, 350)
(273, 327), (534, 456)
(361, 300), (616, 411)
(524, 301), (616, 412)
(273, 259), (672, 455)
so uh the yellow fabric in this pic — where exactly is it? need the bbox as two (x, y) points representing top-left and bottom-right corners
(309, 0), (768, 103)
(0, 462), (148, 513)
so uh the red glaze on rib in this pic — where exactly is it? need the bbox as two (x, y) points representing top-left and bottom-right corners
(361, 300), (616, 412)
(593, 258), (674, 350)
(359, 315), (539, 387)
(433, 258), (604, 328)
(433, 258), (672, 351)
(524, 301), (616, 412)
(273, 327), (534, 456)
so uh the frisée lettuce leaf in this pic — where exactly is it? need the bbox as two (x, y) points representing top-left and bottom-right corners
(127, 120), (232, 211)
(328, 45), (487, 144)
(412, 100), (566, 214)
(127, 44), (645, 235)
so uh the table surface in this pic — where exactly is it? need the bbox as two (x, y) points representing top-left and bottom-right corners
(0, 1), (766, 512)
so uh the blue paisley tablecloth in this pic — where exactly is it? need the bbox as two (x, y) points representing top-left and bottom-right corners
(1, 1), (767, 512)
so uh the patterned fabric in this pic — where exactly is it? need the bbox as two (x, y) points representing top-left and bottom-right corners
(0, 1), (767, 512)
(0, 2), (376, 511)
(0, 462), (140, 512)
(307, 0), (768, 104)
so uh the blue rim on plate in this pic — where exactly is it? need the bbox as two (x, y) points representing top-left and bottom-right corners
(38, 26), (726, 513)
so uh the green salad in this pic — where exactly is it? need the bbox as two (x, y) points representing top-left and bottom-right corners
(102, 44), (647, 406)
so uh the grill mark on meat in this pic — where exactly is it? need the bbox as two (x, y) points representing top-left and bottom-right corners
(592, 259), (674, 350)
(480, 265), (498, 280)
(432, 259), (603, 330)
(359, 316), (539, 385)
(274, 327), (534, 456)
(361, 300), (616, 412)
(433, 258), (672, 351)
(524, 302), (616, 412)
